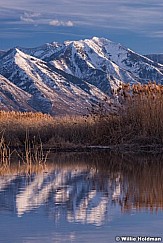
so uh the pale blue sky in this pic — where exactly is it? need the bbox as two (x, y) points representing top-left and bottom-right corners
(0, 0), (163, 54)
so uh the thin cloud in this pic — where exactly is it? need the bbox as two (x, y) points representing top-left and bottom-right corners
(20, 16), (34, 24)
(19, 11), (74, 27)
(49, 20), (74, 27)
(0, 0), (163, 52)
(154, 31), (163, 37)
(20, 11), (41, 24)
(143, 30), (163, 38)
(1, 1), (163, 32)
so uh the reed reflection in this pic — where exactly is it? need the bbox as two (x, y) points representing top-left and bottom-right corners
(0, 152), (163, 225)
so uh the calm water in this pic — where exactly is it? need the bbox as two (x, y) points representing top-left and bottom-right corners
(0, 152), (163, 243)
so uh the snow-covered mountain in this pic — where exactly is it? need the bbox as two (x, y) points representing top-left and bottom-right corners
(19, 42), (65, 60)
(0, 47), (110, 114)
(0, 37), (163, 114)
(47, 37), (163, 87)
(0, 50), (6, 58)
(0, 74), (33, 111)
(145, 54), (163, 65)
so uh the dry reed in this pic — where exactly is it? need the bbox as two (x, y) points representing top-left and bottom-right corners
(0, 82), (163, 155)
(117, 82), (163, 144)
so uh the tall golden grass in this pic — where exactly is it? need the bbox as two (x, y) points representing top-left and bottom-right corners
(0, 111), (104, 147)
(117, 82), (163, 144)
(0, 82), (163, 155)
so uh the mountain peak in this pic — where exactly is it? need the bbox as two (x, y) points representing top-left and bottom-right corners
(92, 36), (112, 43)
(0, 37), (163, 115)
(1, 47), (28, 60)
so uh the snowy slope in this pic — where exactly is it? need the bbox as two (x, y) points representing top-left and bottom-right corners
(48, 39), (135, 93)
(0, 50), (6, 58)
(48, 37), (163, 88)
(145, 54), (163, 65)
(0, 37), (163, 114)
(19, 42), (65, 60)
(0, 74), (33, 111)
(0, 48), (111, 114)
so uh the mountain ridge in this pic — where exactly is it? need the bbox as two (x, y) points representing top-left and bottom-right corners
(0, 37), (163, 114)
(145, 54), (163, 65)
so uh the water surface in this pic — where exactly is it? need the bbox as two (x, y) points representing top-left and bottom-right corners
(0, 152), (163, 242)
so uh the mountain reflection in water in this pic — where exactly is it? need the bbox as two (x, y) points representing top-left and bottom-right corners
(0, 152), (163, 227)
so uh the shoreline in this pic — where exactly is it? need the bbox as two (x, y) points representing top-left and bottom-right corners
(6, 142), (163, 154)
(40, 143), (163, 154)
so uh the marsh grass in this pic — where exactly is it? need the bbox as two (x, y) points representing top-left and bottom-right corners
(16, 131), (50, 167)
(117, 82), (163, 144)
(0, 131), (15, 167)
(0, 82), (163, 155)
